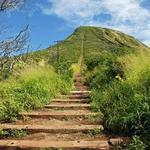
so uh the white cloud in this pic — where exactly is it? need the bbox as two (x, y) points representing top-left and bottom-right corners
(143, 40), (150, 46)
(42, 0), (102, 25)
(40, 0), (150, 46)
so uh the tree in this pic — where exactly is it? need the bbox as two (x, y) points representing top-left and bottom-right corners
(0, 0), (24, 11)
(0, 0), (30, 79)
(0, 25), (30, 74)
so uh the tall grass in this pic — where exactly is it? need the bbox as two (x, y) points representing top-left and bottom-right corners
(0, 65), (72, 122)
(85, 49), (150, 148)
(119, 50), (150, 81)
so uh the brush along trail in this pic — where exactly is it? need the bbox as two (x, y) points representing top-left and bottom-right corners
(0, 74), (127, 150)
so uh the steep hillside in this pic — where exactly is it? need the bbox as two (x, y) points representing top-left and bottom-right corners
(82, 27), (150, 148)
(30, 26), (149, 65)
(1, 26), (150, 149)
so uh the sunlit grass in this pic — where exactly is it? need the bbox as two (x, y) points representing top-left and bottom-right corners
(119, 49), (150, 81)
(0, 64), (72, 122)
(85, 47), (150, 148)
(70, 63), (80, 78)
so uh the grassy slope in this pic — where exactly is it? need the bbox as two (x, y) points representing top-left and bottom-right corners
(1, 26), (149, 147)
(73, 27), (149, 148)
(38, 26), (149, 148)
(30, 26), (149, 64)
(0, 65), (72, 122)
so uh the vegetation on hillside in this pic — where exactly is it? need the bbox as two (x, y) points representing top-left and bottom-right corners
(84, 47), (150, 148)
(0, 22), (150, 149)
(40, 26), (149, 149)
(0, 64), (72, 122)
(30, 26), (147, 68)
(0, 1), (73, 124)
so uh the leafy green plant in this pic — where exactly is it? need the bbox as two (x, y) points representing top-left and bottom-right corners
(125, 136), (146, 150)
(86, 49), (150, 148)
(85, 53), (124, 89)
(0, 65), (72, 122)
(88, 128), (102, 136)
(0, 129), (27, 139)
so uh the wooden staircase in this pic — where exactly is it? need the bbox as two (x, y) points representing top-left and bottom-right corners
(0, 74), (124, 150)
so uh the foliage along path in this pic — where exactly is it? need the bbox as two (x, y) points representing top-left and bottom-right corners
(0, 73), (126, 150)
(0, 41), (126, 149)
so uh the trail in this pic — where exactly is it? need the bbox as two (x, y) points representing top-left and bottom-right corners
(0, 75), (113, 149)
(0, 40), (125, 150)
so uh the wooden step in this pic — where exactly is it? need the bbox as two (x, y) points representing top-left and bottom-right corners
(0, 124), (103, 134)
(70, 91), (91, 95)
(20, 111), (97, 119)
(0, 140), (110, 150)
(75, 86), (89, 90)
(58, 94), (90, 99)
(74, 83), (84, 87)
(45, 104), (91, 110)
(52, 98), (90, 103)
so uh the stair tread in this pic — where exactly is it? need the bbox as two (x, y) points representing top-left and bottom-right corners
(0, 124), (103, 130)
(57, 95), (90, 99)
(20, 112), (96, 116)
(52, 99), (90, 103)
(45, 104), (90, 107)
(20, 132), (109, 141)
(20, 110), (96, 115)
(0, 140), (110, 149)
(70, 91), (91, 94)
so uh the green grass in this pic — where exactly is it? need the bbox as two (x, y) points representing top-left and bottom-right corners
(85, 49), (150, 148)
(0, 64), (73, 122)
(125, 136), (147, 150)
(119, 50), (150, 80)
(0, 129), (27, 139)
(28, 26), (148, 68)
(31, 26), (149, 148)
(0, 26), (149, 148)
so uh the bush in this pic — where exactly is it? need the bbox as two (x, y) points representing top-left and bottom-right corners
(91, 67), (150, 147)
(86, 50), (150, 148)
(0, 65), (72, 122)
(0, 129), (27, 139)
(85, 54), (102, 71)
(125, 136), (147, 150)
(85, 53), (124, 89)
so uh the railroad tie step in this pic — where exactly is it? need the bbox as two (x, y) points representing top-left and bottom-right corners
(70, 90), (91, 95)
(57, 94), (90, 99)
(20, 111), (97, 119)
(0, 140), (110, 150)
(75, 86), (89, 91)
(51, 98), (91, 103)
(44, 104), (91, 110)
(0, 124), (103, 134)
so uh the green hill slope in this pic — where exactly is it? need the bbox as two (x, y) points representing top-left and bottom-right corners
(30, 26), (149, 65)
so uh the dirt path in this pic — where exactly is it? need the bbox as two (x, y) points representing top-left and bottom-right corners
(0, 43), (127, 149)
(0, 74), (126, 150)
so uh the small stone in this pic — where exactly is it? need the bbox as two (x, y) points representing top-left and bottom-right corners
(108, 138), (123, 146)
(11, 142), (14, 145)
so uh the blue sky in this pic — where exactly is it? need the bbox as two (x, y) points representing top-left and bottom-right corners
(1, 0), (150, 50)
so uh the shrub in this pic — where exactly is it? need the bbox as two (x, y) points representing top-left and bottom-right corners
(92, 68), (149, 126)
(86, 50), (150, 148)
(0, 65), (72, 122)
(0, 129), (27, 139)
(125, 136), (147, 150)
(91, 68), (150, 147)
(85, 53), (124, 89)
(85, 54), (102, 70)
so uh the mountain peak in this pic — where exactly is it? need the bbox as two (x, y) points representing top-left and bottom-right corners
(34, 26), (149, 64)
(67, 26), (147, 51)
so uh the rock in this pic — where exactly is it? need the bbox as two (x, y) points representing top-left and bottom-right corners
(108, 138), (124, 146)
